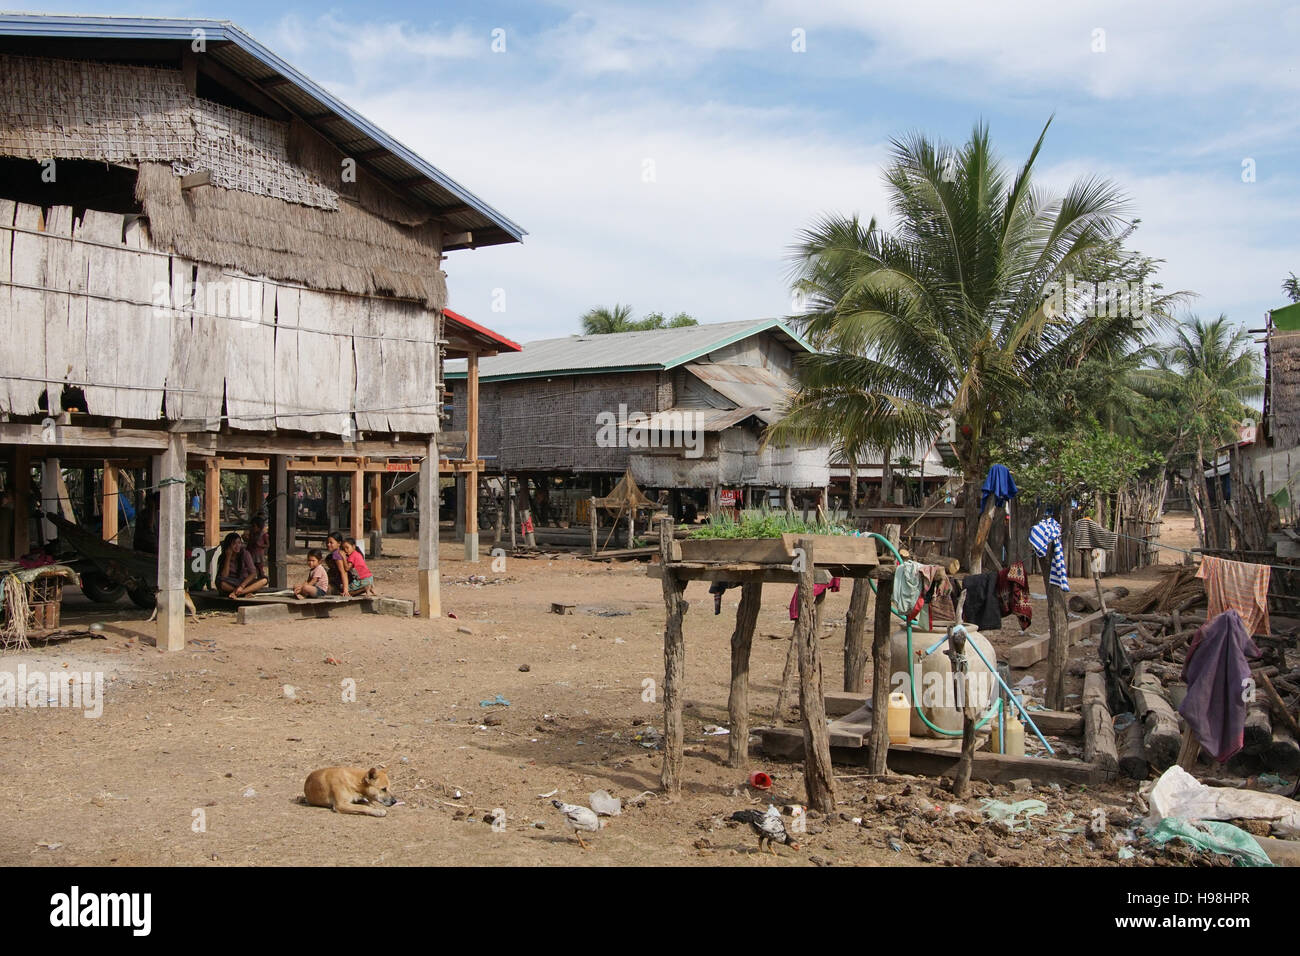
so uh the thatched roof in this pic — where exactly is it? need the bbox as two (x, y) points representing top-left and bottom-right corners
(1266, 330), (1300, 448)
(136, 163), (446, 308)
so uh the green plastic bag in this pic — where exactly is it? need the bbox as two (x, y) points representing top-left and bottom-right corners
(979, 798), (1048, 831)
(1147, 818), (1274, 867)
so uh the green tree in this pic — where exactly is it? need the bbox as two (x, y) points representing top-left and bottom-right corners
(776, 120), (1152, 568)
(580, 306), (699, 334)
(1283, 272), (1300, 303)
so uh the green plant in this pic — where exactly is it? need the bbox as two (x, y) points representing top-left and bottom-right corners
(687, 509), (851, 539)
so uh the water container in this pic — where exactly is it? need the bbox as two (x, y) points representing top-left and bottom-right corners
(1004, 714), (1025, 757)
(887, 692), (911, 744)
(889, 625), (998, 737)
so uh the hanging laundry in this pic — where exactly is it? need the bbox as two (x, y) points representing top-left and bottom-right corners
(979, 464), (1018, 512)
(892, 561), (926, 622)
(996, 561), (1032, 630)
(1098, 612), (1136, 716)
(961, 570), (1003, 631)
(1072, 516), (1118, 552)
(1179, 610), (1262, 763)
(1029, 516), (1070, 592)
(1196, 555), (1271, 637)
(788, 577), (840, 621)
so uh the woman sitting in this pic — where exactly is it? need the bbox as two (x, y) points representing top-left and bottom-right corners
(216, 532), (268, 598)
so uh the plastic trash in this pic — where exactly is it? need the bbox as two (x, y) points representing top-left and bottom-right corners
(1148, 765), (1300, 838)
(478, 694), (510, 708)
(978, 798), (1048, 831)
(589, 790), (622, 816)
(748, 771), (773, 790)
(1146, 818), (1273, 867)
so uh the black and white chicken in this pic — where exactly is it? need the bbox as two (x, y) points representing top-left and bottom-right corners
(552, 799), (605, 848)
(730, 805), (799, 855)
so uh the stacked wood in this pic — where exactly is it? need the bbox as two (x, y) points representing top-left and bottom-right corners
(1111, 565), (1204, 616)
(1118, 720), (1149, 779)
(1131, 663), (1182, 770)
(1083, 671), (1119, 775)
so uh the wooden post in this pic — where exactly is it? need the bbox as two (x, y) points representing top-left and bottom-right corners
(13, 447), (30, 557)
(843, 576), (871, 692)
(947, 625), (977, 797)
(39, 456), (60, 543)
(659, 519), (687, 795)
(795, 537), (835, 813)
(155, 434), (186, 652)
(1041, 538), (1069, 711)
(268, 455), (288, 589)
(868, 571), (894, 775)
(350, 461), (364, 542)
(465, 351), (480, 562)
(726, 581), (763, 768)
(203, 457), (220, 547)
(589, 496), (598, 555)
(369, 472), (383, 540)
(1083, 671), (1120, 775)
(250, 471), (265, 517)
(101, 461), (119, 543)
(508, 477), (517, 550)
(626, 507), (634, 549)
(418, 435), (440, 617)
(784, 485), (793, 515)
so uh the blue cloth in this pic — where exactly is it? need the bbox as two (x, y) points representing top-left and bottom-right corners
(1029, 517), (1070, 592)
(979, 464), (1018, 511)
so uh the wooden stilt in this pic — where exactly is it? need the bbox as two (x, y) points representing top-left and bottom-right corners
(589, 496), (598, 555)
(465, 351), (480, 562)
(350, 461), (364, 541)
(369, 472), (383, 552)
(795, 536), (835, 813)
(203, 457), (220, 547)
(726, 581), (762, 768)
(155, 434), (186, 652)
(947, 625), (976, 797)
(13, 447), (30, 557)
(268, 455), (288, 589)
(659, 519), (687, 796)
(868, 572), (894, 775)
(101, 460), (119, 544)
(418, 435), (440, 617)
(843, 576), (871, 692)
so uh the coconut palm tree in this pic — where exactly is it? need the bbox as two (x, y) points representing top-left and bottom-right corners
(1141, 314), (1262, 548)
(774, 120), (1151, 569)
(580, 303), (637, 335)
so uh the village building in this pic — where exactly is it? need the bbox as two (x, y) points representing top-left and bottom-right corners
(0, 14), (524, 647)
(445, 319), (837, 533)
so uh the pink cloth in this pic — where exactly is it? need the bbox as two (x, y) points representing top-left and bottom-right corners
(788, 577), (841, 621)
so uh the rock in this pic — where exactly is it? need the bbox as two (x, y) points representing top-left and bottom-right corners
(457, 626), (473, 635)
(1010, 778), (1033, 792)
(518, 664), (530, 672)
(483, 712), (504, 726)
(282, 684), (296, 699)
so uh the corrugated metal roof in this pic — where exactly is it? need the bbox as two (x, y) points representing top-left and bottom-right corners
(444, 318), (812, 382)
(685, 364), (792, 425)
(621, 407), (763, 433)
(0, 13), (525, 248)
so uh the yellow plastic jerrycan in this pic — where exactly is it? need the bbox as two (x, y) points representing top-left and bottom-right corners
(887, 692), (911, 745)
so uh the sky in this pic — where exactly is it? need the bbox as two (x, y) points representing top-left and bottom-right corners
(20, 1), (1300, 344)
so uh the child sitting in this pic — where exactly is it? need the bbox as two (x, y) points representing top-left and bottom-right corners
(293, 549), (330, 599)
(341, 537), (376, 596)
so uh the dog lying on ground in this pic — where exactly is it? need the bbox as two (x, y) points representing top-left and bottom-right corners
(303, 767), (396, 817)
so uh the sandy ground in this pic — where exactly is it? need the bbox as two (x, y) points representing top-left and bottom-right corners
(0, 515), (1220, 867)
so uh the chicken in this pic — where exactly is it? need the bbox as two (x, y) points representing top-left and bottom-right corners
(730, 805), (799, 855)
(552, 799), (604, 848)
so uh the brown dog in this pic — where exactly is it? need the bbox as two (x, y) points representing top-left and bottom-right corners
(303, 767), (396, 817)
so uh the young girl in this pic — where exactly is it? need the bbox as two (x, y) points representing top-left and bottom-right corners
(324, 533), (349, 597)
(217, 532), (267, 598)
(245, 514), (270, 579)
(341, 537), (376, 596)
(293, 549), (329, 599)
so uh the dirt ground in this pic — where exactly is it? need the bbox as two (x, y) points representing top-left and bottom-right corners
(0, 513), (1226, 867)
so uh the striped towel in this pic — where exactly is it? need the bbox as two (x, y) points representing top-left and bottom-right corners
(1196, 556), (1270, 636)
(1029, 517), (1070, 592)
(1072, 517), (1117, 552)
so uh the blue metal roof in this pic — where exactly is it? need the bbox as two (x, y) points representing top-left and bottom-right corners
(0, 13), (526, 246)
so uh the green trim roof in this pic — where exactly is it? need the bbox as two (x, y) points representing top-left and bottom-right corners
(444, 318), (812, 382)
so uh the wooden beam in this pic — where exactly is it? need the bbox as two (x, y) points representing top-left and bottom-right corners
(101, 461), (119, 544)
(370, 472), (383, 539)
(268, 457), (288, 589)
(417, 438), (440, 618)
(180, 169), (212, 191)
(726, 582), (762, 768)
(843, 576), (871, 693)
(0, 422), (170, 450)
(796, 537), (836, 813)
(155, 434), (187, 652)
(193, 55), (292, 121)
(350, 461), (364, 541)
(203, 457), (221, 547)
(868, 574), (894, 774)
(13, 446), (31, 557)
(464, 351), (480, 562)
